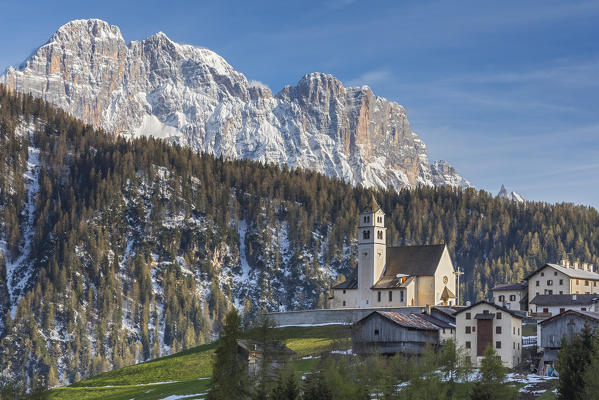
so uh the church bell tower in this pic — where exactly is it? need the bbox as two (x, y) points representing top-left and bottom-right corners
(358, 195), (386, 306)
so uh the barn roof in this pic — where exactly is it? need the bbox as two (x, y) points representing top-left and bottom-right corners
(492, 282), (528, 291)
(530, 294), (599, 306)
(525, 264), (599, 281)
(540, 309), (599, 326)
(369, 311), (441, 331)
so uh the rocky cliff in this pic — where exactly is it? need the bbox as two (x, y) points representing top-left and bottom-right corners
(1, 19), (469, 190)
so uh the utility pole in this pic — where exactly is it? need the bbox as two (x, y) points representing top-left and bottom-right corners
(454, 268), (464, 306)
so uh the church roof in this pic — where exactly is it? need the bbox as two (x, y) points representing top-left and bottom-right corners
(331, 276), (358, 290)
(382, 244), (447, 278)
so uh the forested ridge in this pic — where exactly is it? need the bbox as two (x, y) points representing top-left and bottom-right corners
(0, 86), (598, 390)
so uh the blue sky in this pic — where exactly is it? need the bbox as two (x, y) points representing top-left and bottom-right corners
(1, 0), (598, 208)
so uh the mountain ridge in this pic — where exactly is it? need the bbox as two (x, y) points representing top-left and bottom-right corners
(1, 18), (470, 191)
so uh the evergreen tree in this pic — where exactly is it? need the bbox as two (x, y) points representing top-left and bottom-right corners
(557, 324), (594, 400)
(207, 309), (250, 400)
(470, 346), (517, 400)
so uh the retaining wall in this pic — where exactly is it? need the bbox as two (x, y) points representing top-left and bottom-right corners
(266, 307), (429, 326)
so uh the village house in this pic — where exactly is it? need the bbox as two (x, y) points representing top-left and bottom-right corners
(537, 310), (599, 375)
(329, 198), (457, 308)
(492, 282), (528, 311)
(525, 262), (599, 314)
(455, 301), (524, 369)
(529, 293), (599, 317)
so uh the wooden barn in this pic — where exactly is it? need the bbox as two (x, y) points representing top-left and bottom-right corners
(352, 311), (440, 356)
(538, 310), (599, 374)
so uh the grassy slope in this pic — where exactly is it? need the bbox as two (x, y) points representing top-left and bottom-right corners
(45, 325), (350, 400)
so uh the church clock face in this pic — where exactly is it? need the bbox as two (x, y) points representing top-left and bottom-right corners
(443, 276), (448, 284)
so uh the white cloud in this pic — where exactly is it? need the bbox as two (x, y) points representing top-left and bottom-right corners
(248, 80), (270, 90)
(345, 69), (392, 88)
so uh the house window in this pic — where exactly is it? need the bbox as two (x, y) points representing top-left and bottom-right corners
(577, 280), (580, 285)
(388, 291), (393, 302)
(342, 301), (346, 306)
(496, 341), (502, 349)
(496, 312), (502, 319)
(586, 280), (589, 286)
(560, 308), (565, 313)
(363, 230), (370, 240)
(466, 312), (471, 320)
(443, 328), (446, 334)
(541, 272), (545, 277)
(513, 342), (515, 349)
(496, 326), (502, 334)
(518, 343), (520, 350)
(343, 290), (346, 294)
(510, 295), (516, 301)
(582, 307), (587, 311)
(472, 326), (476, 333)
(466, 341), (471, 349)
(547, 280), (553, 286)
(554, 271), (558, 276)
(400, 291), (404, 302)
(513, 327), (515, 334)
(518, 327), (520, 335)
(377, 291), (381, 302)
(499, 295), (505, 302)
(536, 281), (539, 287)
(377, 230), (383, 240)
(466, 326), (471, 334)
(559, 279), (563, 285)
(543, 308), (549, 313)
(374, 329), (379, 335)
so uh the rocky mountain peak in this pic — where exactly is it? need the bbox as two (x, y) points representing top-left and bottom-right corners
(498, 184), (525, 202)
(1, 19), (471, 191)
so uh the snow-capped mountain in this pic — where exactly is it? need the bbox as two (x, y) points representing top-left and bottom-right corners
(498, 184), (525, 202)
(1, 19), (469, 190)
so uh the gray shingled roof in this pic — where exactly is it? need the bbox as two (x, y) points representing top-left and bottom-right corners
(493, 282), (528, 291)
(375, 311), (440, 330)
(455, 300), (525, 319)
(526, 263), (599, 281)
(530, 294), (599, 306)
(540, 310), (599, 326)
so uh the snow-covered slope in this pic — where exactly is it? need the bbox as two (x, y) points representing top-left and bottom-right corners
(1, 19), (469, 190)
(498, 184), (525, 202)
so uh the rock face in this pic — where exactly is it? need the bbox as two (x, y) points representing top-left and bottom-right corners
(498, 184), (525, 202)
(2, 19), (469, 190)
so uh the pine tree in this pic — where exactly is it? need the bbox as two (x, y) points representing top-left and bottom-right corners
(207, 309), (250, 400)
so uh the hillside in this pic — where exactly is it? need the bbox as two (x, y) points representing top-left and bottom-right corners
(42, 325), (349, 400)
(0, 87), (598, 390)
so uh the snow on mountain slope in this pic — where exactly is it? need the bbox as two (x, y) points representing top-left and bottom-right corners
(1, 19), (469, 190)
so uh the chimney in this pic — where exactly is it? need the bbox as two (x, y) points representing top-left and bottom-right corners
(575, 261), (580, 270)
(561, 258), (568, 267)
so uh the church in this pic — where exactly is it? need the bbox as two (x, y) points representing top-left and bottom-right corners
(329, 198), (457, 308)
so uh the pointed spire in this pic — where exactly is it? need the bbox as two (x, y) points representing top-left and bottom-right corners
(362, 193), (382, 213)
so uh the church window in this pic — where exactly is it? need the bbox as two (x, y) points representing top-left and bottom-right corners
(377, 230), (383, 239)
(377, 291), (381, 302)
(388, 291), (393, 302)
(363, 230), (370, 240)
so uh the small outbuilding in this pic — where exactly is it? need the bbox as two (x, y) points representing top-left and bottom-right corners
(537, 310), (599, 374)
(236, 339), (295, 376)
(352, 311), (440, 356)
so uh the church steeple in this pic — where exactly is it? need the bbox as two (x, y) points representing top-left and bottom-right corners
(357, 195), (386, 306)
